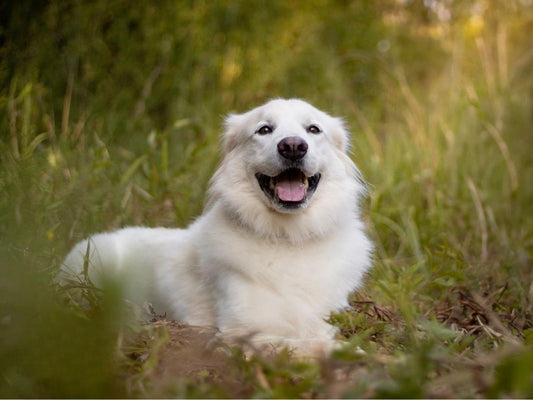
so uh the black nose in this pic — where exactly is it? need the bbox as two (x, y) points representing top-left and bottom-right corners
(277, 136), (308, 161)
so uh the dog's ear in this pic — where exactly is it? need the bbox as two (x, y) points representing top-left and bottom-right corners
(331, 118), (351, 153)
(222, 113), (245, 155)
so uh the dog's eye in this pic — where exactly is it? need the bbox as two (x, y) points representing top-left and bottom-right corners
(306, 125), (321, 134)
(256, 125), (274, 135)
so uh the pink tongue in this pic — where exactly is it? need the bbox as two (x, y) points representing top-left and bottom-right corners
(276, 180), (306, 202)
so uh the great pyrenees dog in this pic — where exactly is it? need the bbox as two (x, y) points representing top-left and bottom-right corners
(61, 98), (372, 356)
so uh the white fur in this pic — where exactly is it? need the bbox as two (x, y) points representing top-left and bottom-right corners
(61, 99), (373, 356)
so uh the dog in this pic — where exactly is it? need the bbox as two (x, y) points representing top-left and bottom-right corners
(60, 98), (373, 356)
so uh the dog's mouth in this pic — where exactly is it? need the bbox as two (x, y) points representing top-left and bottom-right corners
(255, 168), (321, 210)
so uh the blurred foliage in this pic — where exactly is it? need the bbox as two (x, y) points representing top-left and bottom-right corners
(1, 0), (532, 398)
(2, 0), (393, 139)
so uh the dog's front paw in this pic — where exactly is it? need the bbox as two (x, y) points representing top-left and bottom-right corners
(223, 332), (344, 359)
(286, 338), (343, 359)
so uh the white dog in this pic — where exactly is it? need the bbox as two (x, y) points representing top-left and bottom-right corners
(61, 99), (372, 356)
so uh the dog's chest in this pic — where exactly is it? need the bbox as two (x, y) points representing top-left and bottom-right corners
(198, 222), (359, 309)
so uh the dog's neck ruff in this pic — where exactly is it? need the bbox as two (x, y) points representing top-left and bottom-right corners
(219, 202), (327, 244)
(210, 187), (359, 245)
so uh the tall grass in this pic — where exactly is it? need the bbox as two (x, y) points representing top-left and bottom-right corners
(1, 1), (532, 397)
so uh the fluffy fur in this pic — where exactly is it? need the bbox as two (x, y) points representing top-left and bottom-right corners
(61, 99), (373, 356)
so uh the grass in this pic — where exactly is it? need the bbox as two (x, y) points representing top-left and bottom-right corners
(1, 1), (532, 398)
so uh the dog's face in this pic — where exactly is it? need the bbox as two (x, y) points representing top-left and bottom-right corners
(221, 99), (352, 213)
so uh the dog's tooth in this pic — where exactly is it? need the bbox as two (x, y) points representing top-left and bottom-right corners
(269, 177), (275, 189)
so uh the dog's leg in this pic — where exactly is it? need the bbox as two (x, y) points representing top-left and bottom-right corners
(60, 227), (216, 325)
(59, 228), (175, 312)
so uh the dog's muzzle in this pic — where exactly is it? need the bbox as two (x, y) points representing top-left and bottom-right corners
(255, 136), (321, 211)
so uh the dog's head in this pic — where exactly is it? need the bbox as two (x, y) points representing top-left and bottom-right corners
(209, 99), (365, 240)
